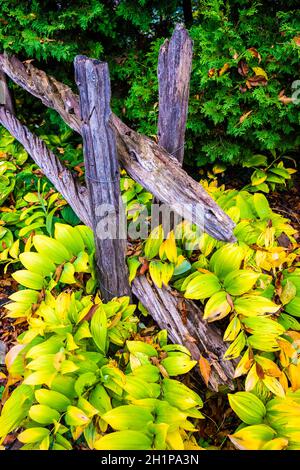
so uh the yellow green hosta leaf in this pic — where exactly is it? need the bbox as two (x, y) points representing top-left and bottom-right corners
(18, 428), (50, 444)
(285, 297), (300, 317)
(255, 356), (282, 377)
(242, 316), (285, 337)
(280, 279), (297, 306)
(78, 397), (99, 418)
(102, 405), (153, 431)
(89, 384), (112, 415)
(253, 193), (271, 219)
(65, 406), (90, 426)
(223, 315), (241, 342)
(224, 270), (260, 296)
(251, 169), (267, 187)
(144, 225), (164, 259)
(203, 290), (232, 322)
(23, 371), (57, 386)
(29, 404), (60, 425)
(9, 289), (39, 305)
(26, 336), (64, 360)
(234, 295), (279, 316)
(5, 301), (32, 318)
(12, 270), (44, 290)
(209, 244), (245, 280)
(247, 334), (280, 352)
(163, 231), (177, 263)
(234, 348), (254, 378)
(161, 355), (197, 376)
(91, 304), (107, 354)
(73, 251), (90, 273)
(131, 364), (160, 383)
(54, 223), (84, 256)
(262, 437), (288, 450)
(0, 385), (34, 438)
(161, 263), (174, 286)
(54, 433), (73, 450)
(262, 376), (285, 397)
(33, 235), (71, 264)
(19, 252), (56, 277)
(127, 341), (157, 357)
(35, 389), (71, 412)
(162, 378), (203, 410)
(59, 262), (76, 284)
(229, 424), (276, 450)
(184, 273), (221, 300)
(123, 376), (160, 399)
(127, 257), (141, 284)
(149, 260), (163, 288)
(76, 225), (95, 254)
(228, 392), (266, 424)
(223, 332), (246, 360)
(166, 429), (184, 450)
(94, 430), (152, 450)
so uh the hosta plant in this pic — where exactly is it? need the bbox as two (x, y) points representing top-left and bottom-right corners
(228, 390), (300, 450)
(0, 293), (202, 450)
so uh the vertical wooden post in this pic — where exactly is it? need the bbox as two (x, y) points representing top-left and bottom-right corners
(75, 56), (131, 301)
(157, 24), (193, 164)
(0, 71), (14, 114)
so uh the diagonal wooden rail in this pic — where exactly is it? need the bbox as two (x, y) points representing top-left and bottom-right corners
(0, 53), (235, 243)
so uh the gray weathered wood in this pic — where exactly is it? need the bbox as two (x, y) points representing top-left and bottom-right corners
(75, 56), (131, 301)
(0, 53), (235, 243)
(132, 275), (235, 391)
(0, 71), (14, 114)
(157, 24), (193, 163)
(0, 106), (91, 227)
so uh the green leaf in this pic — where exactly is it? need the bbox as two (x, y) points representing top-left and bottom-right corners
(65, 406), (90, 426)
(19, 252), (56, 277)
(223, 332), (246, 360)
(229, 424), (276, 450)
(144, 225), (164, 259)
(91, 304), (107, 354)
(224, 270), (260, 296)
(234, 295), (279, 316)
(33, 235), (71, 264)
(94, 430), (152, 450)
(228, 392), (266, 424)
(149, 260), (163, 288)
(18, 427), (50, 444)
(29, 405), (60, 425)
(54, 223), (84, 256)
(243, 154), (268, 168)
(161, 355), (197, 376)
(127, 256), (141, 284)
(0, 385), (34, 438)
(184, 273), (221, 300)
(209, 244), (245, 280)
(35, 389), (71, 412)
(280, 280), (297, 306)
(253, 193), (271, 219)
(251, 169), (267, 186)
(102, 405), (153, 431)
(12, 270), (44, 290)
(203, 290), (232, 322)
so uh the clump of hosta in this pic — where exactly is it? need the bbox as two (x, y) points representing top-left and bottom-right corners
(129, 183), (300, 403)
(0, 294), (202, 450)
(7, 223), (96, 320)
(228, 390), (300, 450)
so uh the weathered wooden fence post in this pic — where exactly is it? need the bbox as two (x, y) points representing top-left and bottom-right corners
(157, 23), (193, 163)
(75, 56), (130, 301)
(0, 71), (14, 114)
